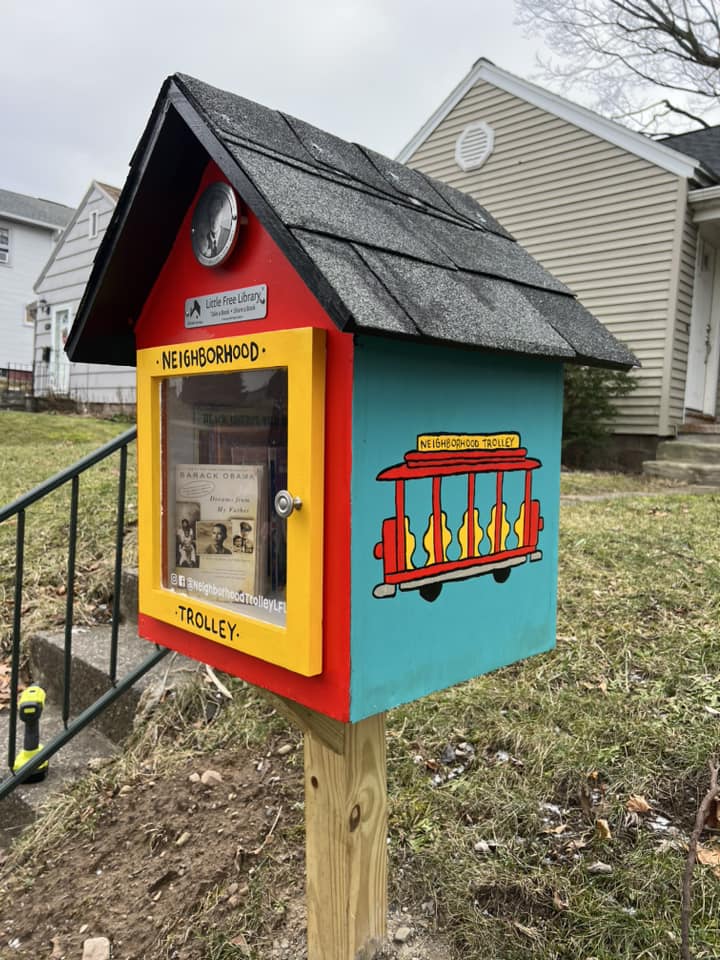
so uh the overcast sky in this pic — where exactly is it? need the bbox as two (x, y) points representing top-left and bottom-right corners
(2, 0), (543, 208)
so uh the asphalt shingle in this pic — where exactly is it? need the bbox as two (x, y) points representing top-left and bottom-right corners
(229, 143), (456, 267)
(67, 72), (638, 371)
(178, 74), (638, 368)
(0, 189), (73, 229)
(357, 145), (463, 220)
(281, 114), (404, 198)
(293, 230), (419, 336)
(419, 176), (513, 238)
(519, 285), (636, 367)
(178, 74), (315, 167)
(355, 245), (576, 359)
(662, 125), (720, 181)
(410, 214), (569, 293)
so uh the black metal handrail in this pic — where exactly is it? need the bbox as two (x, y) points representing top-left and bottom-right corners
(0, 425), (169, 800)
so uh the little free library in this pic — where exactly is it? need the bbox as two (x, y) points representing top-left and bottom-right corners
(67, 73), (635, 958)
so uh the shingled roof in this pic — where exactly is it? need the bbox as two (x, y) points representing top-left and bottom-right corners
(66, 73), (636, 370)
(0, 188), (73, 230)
(662, 125), (720, 182)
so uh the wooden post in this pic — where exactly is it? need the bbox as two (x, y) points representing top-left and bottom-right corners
(263, 694), (388, 958)
(304, 712), (387, 960)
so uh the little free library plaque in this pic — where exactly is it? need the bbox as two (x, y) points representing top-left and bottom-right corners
(185, 286), (267, 329)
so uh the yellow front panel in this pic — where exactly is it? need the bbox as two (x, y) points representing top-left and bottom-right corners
(136, 328), (326, 675)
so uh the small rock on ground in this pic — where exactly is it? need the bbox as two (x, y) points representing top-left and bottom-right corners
(82, 936), (111, 960)
(200, 769), (223, 786)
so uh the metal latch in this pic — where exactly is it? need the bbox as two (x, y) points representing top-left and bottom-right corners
(274, 490), (302, 518)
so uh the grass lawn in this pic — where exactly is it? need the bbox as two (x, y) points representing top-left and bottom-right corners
(0, 411), (137, 652)
(0, 410), (132, 502)
(385, 489), (720, 957)
(560, 469), (693, 497)
(3, 415), (720, 957)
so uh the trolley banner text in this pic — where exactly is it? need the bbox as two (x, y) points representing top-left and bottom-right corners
(416, 432), (520, 452)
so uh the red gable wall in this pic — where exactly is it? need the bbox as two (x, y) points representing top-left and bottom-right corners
(135, 161), (353, 719)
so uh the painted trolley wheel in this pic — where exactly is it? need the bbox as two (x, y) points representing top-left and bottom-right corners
(492, 567), (511, 584)
(419, 582), (443, 603)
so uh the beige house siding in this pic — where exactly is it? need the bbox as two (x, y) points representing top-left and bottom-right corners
(406, 81), (681, 435)
(668, 200), (698, 428)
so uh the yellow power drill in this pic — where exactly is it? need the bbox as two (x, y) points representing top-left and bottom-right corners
(13, 686), (49, 782)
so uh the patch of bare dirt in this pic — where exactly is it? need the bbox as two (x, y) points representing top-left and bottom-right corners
(0, 741), (453, 959)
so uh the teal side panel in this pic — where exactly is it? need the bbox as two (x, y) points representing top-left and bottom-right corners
(349, 337), (563, 721)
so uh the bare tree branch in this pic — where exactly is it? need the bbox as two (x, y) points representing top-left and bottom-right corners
(516, 0), (720, 133)
(681, 760), (719, 960)
(610, 96), (709, 128)
(659, 99), (711, 127)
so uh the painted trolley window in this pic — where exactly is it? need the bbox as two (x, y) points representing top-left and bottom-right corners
(161, 368), (288, 627)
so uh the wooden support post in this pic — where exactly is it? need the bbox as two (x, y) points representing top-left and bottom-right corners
(262, 694), (388, 957)
(304, 712), (388, 960)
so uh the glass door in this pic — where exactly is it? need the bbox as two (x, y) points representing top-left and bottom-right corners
(136, 327), (326, 676)
(162, 366), (288, 627)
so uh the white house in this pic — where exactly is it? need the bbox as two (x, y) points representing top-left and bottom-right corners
(0, 189), (72, 374)
(33, 181), (136, 410)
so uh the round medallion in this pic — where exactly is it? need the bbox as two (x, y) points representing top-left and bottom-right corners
(190, 182), (240, 267)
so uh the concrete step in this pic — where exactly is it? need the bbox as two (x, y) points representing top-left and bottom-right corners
(0, 699), (118, 846)
(656, 440), (720, 464)
(677, 431), (720, 445)
(0, 611), (198, 846)
(677, 421), (720, 442)
(642, 459), (720, 485)
(28, 621), (187, 743)
(119, 566), (138, 624)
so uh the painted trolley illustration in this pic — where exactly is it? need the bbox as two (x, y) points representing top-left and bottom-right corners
(373, 432), (544, 601)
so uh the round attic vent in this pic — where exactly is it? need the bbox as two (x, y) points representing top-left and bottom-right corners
(455, 122), (495, 172)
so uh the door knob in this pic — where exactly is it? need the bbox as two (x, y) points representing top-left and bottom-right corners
(274, 490), (302, 518)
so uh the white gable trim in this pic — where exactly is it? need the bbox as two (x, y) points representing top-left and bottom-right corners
(34, 181), (117, 293)
(397, 59), (700, 179)
(96, 182), (120, 205)
(34, 183), (94, 294)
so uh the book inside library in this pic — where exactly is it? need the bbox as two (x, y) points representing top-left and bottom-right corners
(161, 367), (288, 627)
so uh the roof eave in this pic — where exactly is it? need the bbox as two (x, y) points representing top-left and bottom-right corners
(0, 211), (65, 232)
(396, 59), (701, 180)
(66, 77), (356, 366)
(169, 78), (356, 334)
(66, 78), (191, 364)
(688, 184), (720, 237)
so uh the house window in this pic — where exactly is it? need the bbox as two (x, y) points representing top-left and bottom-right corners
(0, 226), (9, 264)
(88, 210), (99, 239)
(455, 122), (495, 172)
